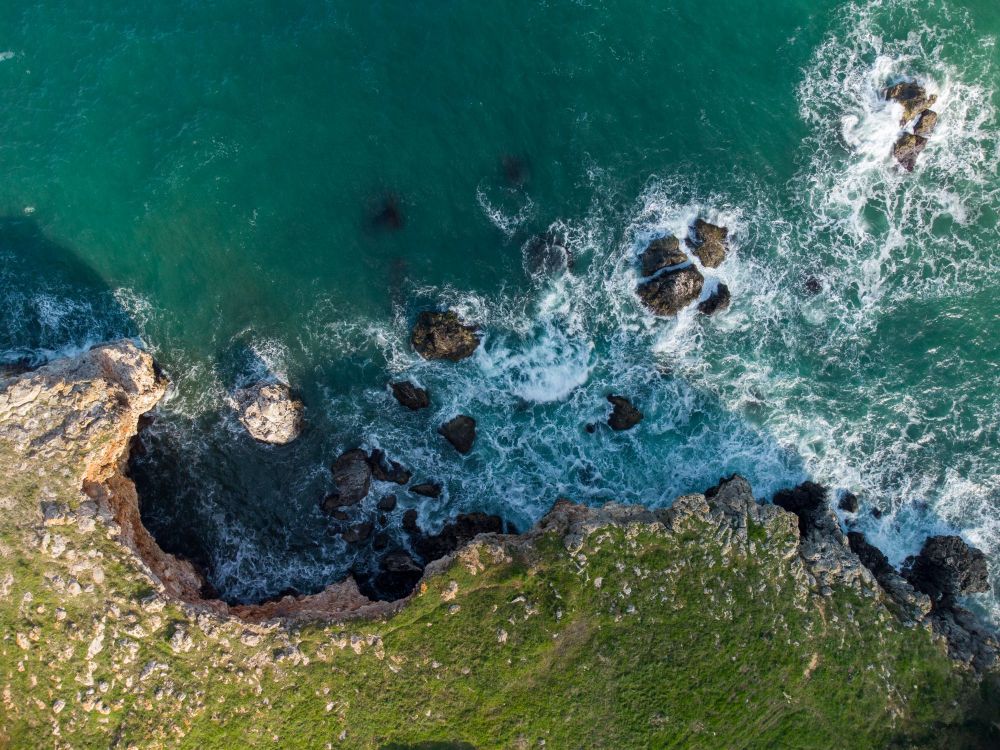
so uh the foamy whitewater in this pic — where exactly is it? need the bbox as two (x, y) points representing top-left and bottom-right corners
(1, 0), (997, 619)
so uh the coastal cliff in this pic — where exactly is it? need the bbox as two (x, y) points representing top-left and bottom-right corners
(0, 342), (997, 748)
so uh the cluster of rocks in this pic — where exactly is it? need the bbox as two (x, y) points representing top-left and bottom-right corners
(635, 219), (731, 317)
(884, 81), (939, 171)
(773, 480), (995, 670)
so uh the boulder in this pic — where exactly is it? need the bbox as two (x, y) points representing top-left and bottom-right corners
(914, 109), (938, 136)
(390, 380), (430, 410)
(838, 491), (859, 514)
(439, 415), (476, 454)
(902, 535), (991, 604)
(232, 382), (304, 445)
(638, 235), (686, 277)
(636, 265), (704, 316)
(329, 448), (372, 506)
(341, 521), (373, 544)
(525, 232), (573, 277)
(402, 509), (420, 532)
(411, 482), (443, 498)
(893, 133), (928, 172)
(686, 220), (729, 268)
(368, 449), (412, 485)
(411, 311), (481, 361)
(372, 549), (424, 600)
(883, 82), (937, 124)
(377, 494), (398, 512)
(698, 283), (731, 315)
(607, 395), (642, 431)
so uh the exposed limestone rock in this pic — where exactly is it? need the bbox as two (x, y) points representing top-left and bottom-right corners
(411, 311), (481, 361)
(232, 382), (304, 445)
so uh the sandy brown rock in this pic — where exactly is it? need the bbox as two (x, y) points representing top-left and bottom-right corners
(884, 81), (937, 124)
(411, 311), (481, 361)
(232, 382), (303, 444)
(686, 219), (729, 268)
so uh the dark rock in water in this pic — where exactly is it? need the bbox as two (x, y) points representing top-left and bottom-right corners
(804, 276), (823, 295)
(402, 509), (420, 532)
(372, 549), (424, 600)
(378, 513), (387, 525)
(638, 235), (686, 277)
(377, 494), (398, 512)
(368, 449), (412, 485)
(501, 154), (529, 187)
(773, 481), (829, 537)
(584, 422), (597, 434)
(342, 521), (373, 544)
(607, 395), (642, 431)
(371, 193), (404, 230)
(320, 493), (350, 515)
(883, 81), (937, 124)
(914, 109), (938, 136)
(902, 535), (991, 604)
(698, 283), (731, 315)
(847, 531), (895, 580)
(411, 512), (504, 561)
(411, 482), (443, 498)
(439, 414), (476, 454)
(524, 232), (573, 277)
(635, 265), (704, 316)
(893, 133), (928, 172)
(390, 380), (430, 410)
(838, 491), (859, 513)
(372, 532), (389, 551)
(330, 448), (372, 506)
(686, 219), (729, 268)
(411, 310), (481, 361)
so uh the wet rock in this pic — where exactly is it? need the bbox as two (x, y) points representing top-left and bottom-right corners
(390, 380), (430, 410)
(373, 532), (389, 551)
(411, 311), (481, 361)
(525, 232), (573, 277)
(804, 276), (823, 295)
(686, 219), (729, 268)
(368, 449), (412, 485)
(847, 531), (932, 623)
(772, 481), (829, 537)
(635, 265), (704, 316)
(893, 133), (928, 172)
(329, 448), (372, 506)
(439, 415), (476, 454)
(847, 531), (896, 581)
(697, 283), (731, 315)
(411, 482), (442, 498)
(607, 395), (642, 431)
(883, 81), (937, 124)
(914, 109), (938, 136)
(320, 494), (350, 516)
(342, 521), (373, 544)
(402, 509), (420, 532)
(411, 512), (505, 561)
(902, 535), (991, 604)
(871, 506), (883, 519)
(377, 494), (398, 512)
(232, 382), (304, 445)
(838, 491), (859, 514)
(638, 235), (686, 277)
(372, 550), (424, 600)
(584, 423), (597, 434)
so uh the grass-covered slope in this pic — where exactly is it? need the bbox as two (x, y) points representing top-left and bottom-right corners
(0, 342), (997, 749)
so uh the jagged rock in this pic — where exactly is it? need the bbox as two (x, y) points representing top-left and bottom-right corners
(848, 531), (933, 623)
(525, 232), (573, 276)
(377, 495), (397, 512)
(411, 482), (442, 498)
(902, 535), (991, 603)
(411, 311), (481, 361)
(772, 481), (829, 537)
(893, 133), (928, 172)
(636, 265), (704, 316)
(368, 449), (411, 485)
(390, 380), (430, 410)
(232, 382), (304, 445)
(329, 449), (372, 507)
(638, 236), (686, 276)
(439, 415), (476, 454)
(606, 395), (642, 431)
(342, 521), (373, 544)
(686, 220), (729, 268)
(838, 491), (859, 513)
(914, 109), (938, 136)
(884, 81), (937, 124)
(698, 283), (731, 315)
(402, 509), (420, 532)
(411, 513), (505, 562)
(372, 550), (424, 600)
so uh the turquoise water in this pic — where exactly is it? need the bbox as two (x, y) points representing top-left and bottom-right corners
(1, 0), (998, 611)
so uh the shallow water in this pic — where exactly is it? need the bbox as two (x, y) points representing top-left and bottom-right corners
(0, 0), (997, 615)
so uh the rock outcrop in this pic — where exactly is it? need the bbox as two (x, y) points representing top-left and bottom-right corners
(638, 235), (686, 276)
(232, 381), (304, 445)
(524, 232), (573, 277)
(439, 414), (476, 454)
(411, 311), (481, 361)
(686, 219), (729, 268)
(698, 283), (731, 315)
(390, 380), (430, 410)
(328, 448), (373, 507)
(606, 394), (643, 431)
(635, 265), (704, 316)
(884, 81), (937, 125)
(893, 133), (928, 172)
(884, 81), (938, 171)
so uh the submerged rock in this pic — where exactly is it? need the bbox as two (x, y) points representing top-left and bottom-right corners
(686, 219), (729, 268)
(884, 81), (937, 125)
(329, 448), (372, 507)
(232, 382), (304, 445)
(638, 235), (686, 277)
(525, 232), (573, 277)
(902, 535), (991, 604)
(893, 133), (928, 172)
(439, 415), (477, 454)
(411, 482), (443, 498)
(411, 311), (481, 361)
(390, 380), (430, 410)
(698, 283), (731, 315)
(635, 265), (704, 316)
(367, 449), (412, 485)
(804, 276), (823, 295)
(607, 395), (642, 431)
(371, 193), (404, 230)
